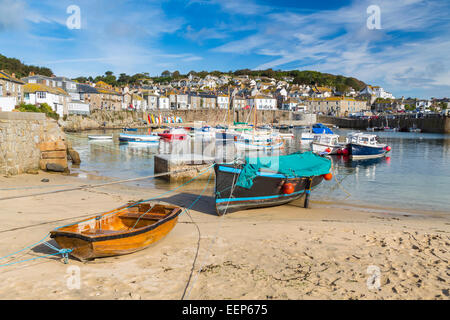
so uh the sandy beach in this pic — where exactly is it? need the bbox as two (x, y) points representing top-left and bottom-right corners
(0, 171), (448, 300)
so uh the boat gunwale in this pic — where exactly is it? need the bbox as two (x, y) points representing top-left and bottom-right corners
(50, 204), (182, 243)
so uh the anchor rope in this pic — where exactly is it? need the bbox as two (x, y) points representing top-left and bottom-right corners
(182, 164), (238, 300)
(0, 166), (212, 202)
(0, 164), (214, 268)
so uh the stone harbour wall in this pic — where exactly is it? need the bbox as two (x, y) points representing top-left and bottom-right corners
(61, 109), (316, 131)
(0, 112), (70, 176)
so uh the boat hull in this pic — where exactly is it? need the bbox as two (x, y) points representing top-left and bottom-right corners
(88, 135), (113, 140)
(214, 164), (324, 215)
(311, 142), (342, 155)
(158, 133), (187, 140)
(119, 133), (159, 142)
(349, 143), (387, 159)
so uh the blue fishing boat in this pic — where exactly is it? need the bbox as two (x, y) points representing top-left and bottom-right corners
(214, 152), (332, 215)
(346, 132), (391, 160)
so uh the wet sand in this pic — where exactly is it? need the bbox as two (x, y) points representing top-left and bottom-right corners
(0, 171), (448, 300)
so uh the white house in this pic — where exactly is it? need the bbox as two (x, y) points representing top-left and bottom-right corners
(158, 96), (170, 109)
(144, 92), (159, 110)
(360, 86), (395, 99)
(0, 71), (24, 111)
(216, 94), (230, 109)
(248, 95), (277, 110)
(282, 97), (300, 111)
(23, 83), (69, 117)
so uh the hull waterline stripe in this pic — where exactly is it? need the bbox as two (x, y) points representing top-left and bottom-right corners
(216, 190), (305, 203)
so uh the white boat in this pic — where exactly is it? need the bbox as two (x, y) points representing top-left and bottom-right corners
(311, 134), (344, 155)
(301, 123), (334, 144)
(409, 125), (421, 133)
(88, 135), (113, 140)
(300, 132), (316, 144)
(119, 133), (159, 142)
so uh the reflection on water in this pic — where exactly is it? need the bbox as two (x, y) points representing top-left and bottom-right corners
(68, 128), (450, 212)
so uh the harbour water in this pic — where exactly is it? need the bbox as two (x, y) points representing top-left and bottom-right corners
(67, 128), (450, 213)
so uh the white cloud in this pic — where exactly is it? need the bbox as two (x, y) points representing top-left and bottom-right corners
(211, 0), (450, 98)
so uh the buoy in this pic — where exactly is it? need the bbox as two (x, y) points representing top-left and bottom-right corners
(386, 145), (391, 152)
(325, 148), (331, 153)
(337, 149), (342, 155)
(323, 173), (333, 181)
(283, 183), (295, 194)
(234, 136), (237, 141)
(342, 148), (349, 156)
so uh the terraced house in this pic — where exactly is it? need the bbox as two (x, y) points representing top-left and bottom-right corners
(0, 71), (24, 111)
(23, 83), (70, 117)
(83, 81), (123, 111)
(303, 97), (368, 116)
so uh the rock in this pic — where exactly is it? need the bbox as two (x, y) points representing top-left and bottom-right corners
(67, 148), (81, 164)
(46, 163), (65, 172)
(40, 158), (68, 170)
(41, 178), (49, 182)
(26, 168), (39, 174)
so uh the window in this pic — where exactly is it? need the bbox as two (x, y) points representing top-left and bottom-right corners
(37, 92), (46, 99)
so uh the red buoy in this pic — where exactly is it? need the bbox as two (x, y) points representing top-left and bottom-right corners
(386, 145), (391, 152)
(342, 148), (349, 156)
(283, 183), (295, 194)
(325, 148), (331, 153)
(323, 173), (333, 181)
(337, 149), (342, 155)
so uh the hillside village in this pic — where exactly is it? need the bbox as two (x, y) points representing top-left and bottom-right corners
(0, 69), (448, 119)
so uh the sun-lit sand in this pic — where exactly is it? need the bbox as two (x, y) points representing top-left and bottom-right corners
(0, 171), (448, 300)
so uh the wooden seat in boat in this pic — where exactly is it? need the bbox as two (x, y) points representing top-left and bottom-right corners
(118, 212), (167, 221)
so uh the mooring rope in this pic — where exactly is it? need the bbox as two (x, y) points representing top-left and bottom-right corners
(0, 165), (214, 268)
(182, 164), (238, 300)
(180, 170), (214, 300)
(0, 167), (210, 201)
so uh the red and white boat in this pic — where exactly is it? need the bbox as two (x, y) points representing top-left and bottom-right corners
(157, 128), (188, 141)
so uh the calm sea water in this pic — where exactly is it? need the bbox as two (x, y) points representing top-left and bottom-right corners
(67, 128), (450, 212)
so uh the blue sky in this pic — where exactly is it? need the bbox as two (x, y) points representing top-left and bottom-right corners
(0, 0), (449, 99)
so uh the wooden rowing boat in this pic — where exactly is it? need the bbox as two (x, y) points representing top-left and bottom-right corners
(50, 201), (182, 261)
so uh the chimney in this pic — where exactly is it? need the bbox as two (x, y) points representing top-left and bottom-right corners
(29, 71), (35, 76)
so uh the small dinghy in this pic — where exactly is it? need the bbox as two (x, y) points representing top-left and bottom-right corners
(88, 135), (113, 140)
(50, 201), (182, 261)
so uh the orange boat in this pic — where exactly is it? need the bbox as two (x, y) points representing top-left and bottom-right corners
(50, 201), (182, 261)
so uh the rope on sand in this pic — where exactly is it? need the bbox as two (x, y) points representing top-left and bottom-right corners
(0, 167), (211, 201)
(0, 165), (215, 268)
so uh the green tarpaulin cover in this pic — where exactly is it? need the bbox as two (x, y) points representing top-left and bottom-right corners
(236, 152), (331, 189)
